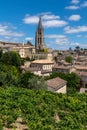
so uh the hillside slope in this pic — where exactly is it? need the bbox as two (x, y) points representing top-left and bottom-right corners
(0, 87), (87, 130)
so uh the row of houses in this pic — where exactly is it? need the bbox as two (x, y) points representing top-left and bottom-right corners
(0, 41), (53, 61)
(1, 41), (87, 94)
(22, 59), (87, 94)
(0, 41), (35, 58)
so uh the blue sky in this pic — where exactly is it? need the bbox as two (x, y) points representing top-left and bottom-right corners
(0, 0), (87, 50)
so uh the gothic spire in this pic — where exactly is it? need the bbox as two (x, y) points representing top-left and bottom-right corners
(38, 16), (43, 29)
(35, 16), (46, 53)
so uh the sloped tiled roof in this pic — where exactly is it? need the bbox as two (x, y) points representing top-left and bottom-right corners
(53, 65), (72, 69)
(76, 71), (87, 77)
(75, 65), (87, 70)
(47, 77), (67, 91)
(31, 60), (54, 64)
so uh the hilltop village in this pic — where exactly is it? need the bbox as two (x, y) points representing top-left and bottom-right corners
(0, 17), (87, 130)
(0, 17), (87, 94)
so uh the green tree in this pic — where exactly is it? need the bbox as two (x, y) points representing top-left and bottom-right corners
(18, 72), (35, 88)
(43, 48), (48, 53)
(66, 73), (80, 94)
(65, 56), (73, 63)
(0, 63), (19, 87)
(0, 48), (3, 60)
(0, 71), (7, 86)
(28, 76), (47, 90)
(1, 51), (21, 68)
(75, 46), (80, 50)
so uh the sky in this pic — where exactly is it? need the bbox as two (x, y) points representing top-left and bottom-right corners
(0, 0), (87, 50)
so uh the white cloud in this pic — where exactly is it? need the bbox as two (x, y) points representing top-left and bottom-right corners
(78, 43), (87, 47)
(65, 1), (87, 10)
(81, 1), (87, 7)
(4, 36), (11, 39)
(54, 37), (79, 46)
(45, 34), (66, 39)
(71, 0), (80, 4)
(25, 37), (33, 41)
(55, 38), (69, 45)
(43, 20), (67, 28)
(45, 34), (72, 46)
(0, 25), (8, 31)
(37, 12), (52, 16)
(23, 13), (67, 28)
(65, 5), (80, 10)
(23, 13), (60, 25)
(10, 38), (19, 42)
(64, 26), (87, 34)
(76, 34), (87, 38)
(68, 14), (81, 21)
(23, 14), (39, 24)
(76, 34), (82, 37)
(42, 14), (60, 20)
(0, 24), (24, 37)
(45, 34), (82, 49)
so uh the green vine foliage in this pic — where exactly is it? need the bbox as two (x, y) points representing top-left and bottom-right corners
(0, 87), (87, 130)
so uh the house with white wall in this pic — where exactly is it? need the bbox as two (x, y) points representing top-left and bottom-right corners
(47, 77), (67, 93)
(30, 59), (54, 76)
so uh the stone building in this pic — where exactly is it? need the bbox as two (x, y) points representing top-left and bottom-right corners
(0, 40), (35, 58)
(29, 59), (54, 76)
(47, 77), (67, 93)
(52, 64), (75, 74)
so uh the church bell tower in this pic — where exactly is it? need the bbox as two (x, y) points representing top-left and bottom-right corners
(35, 16), (46, 53)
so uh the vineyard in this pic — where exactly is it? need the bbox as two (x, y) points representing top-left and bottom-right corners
(0, 87), (87, 130)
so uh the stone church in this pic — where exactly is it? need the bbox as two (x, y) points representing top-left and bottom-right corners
(0, 16), (53, 59)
